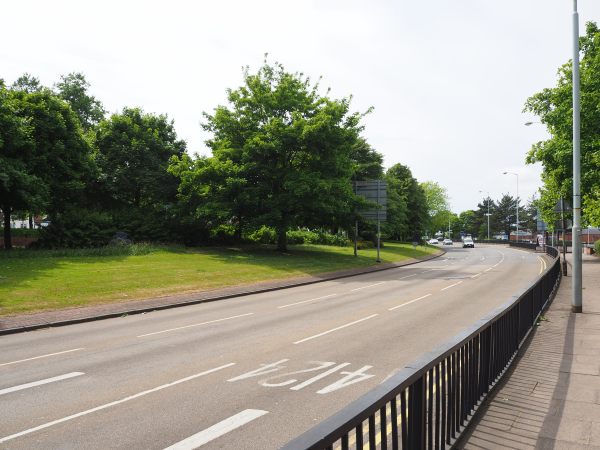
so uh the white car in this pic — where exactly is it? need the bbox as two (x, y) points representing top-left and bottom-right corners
(443, 239), (453, 245)
(428, 238), (439, 245)
(463, 238), (474, 248)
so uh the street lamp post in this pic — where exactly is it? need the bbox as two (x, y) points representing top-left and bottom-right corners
(572, 0), (582, 313)
(503, 172), (519, 242)
(479, 190), (491, 240)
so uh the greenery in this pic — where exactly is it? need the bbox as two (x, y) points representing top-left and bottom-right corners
(2, 61), (435, 253)
(595, 239), (600, 254)
(0, 242), (439, 316)
(524, 22), (600, 227)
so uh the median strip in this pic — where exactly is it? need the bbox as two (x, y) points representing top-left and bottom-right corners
(293, 314), (378, 344)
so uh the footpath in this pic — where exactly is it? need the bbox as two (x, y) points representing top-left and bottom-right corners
(0, 250), (443, 335)
(460, 251), (600, 449)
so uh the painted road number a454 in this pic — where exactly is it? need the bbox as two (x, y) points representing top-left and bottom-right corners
(227, 359), (375, 394)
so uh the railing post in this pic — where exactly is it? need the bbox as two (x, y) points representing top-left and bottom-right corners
(408, 376), (426, 449)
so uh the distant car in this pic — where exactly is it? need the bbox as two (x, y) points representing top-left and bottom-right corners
(428, 238), (439, 245)
(437, 238), (444, 244)
(463, 237), (474, 248)
(443, 239), (453, 245)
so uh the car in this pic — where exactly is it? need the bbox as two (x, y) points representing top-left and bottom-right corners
(427, 238), (439, 245)
(462, 237), (474, 248)
(443, 239), (453, 245)
(437, 238), (444, 244)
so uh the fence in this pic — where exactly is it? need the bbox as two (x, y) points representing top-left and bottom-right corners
(283, 246), (561, 450)
(509, 241), (538, 251)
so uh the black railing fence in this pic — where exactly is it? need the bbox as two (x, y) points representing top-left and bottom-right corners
(509, 241), (538, 250)
(283, 248), (561, 450)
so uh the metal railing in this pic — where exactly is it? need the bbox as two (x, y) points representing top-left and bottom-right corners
(283, 247), (561, 450)
(509, 241), (538, 250)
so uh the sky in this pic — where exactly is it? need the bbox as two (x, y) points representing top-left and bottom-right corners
(3, 0), (600, 213)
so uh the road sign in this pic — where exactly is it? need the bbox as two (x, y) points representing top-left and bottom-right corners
(354, 180), (387, 221)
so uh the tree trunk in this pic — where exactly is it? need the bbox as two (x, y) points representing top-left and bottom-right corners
(276, 218), (288, 252)
(235, 216), (243, 243)
(29, 214), (33, 229)
(2, 206), (12, 250)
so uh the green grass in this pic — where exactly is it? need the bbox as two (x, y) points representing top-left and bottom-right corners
(0, 242), (440, 316)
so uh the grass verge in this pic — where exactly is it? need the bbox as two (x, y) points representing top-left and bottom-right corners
(0, 242), (439, 316)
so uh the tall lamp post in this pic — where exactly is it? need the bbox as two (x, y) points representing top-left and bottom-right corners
(572, 0), (582, 313)
(479, 190), (491, 240)
(503, 172), (519, 242)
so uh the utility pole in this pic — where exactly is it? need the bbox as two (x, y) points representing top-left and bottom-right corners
(572, 0), (582, 312)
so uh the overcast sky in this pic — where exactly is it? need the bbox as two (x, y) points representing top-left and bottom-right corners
(3, 0), (600, 212)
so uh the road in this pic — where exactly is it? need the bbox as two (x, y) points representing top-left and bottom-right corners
(0, 245), (549, 449)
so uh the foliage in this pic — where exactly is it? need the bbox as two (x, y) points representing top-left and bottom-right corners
(1, 85), (93, 249)
(383, 164), (428, 241)
(0, 242), (157, 259)
(247, 227), (350, 247)
(199, 60), (366, 251)
(524, 22), (600, 227)
(54, 72), (105, 130)
(36, 208), (115, 248)
(595, 239), (600, 254)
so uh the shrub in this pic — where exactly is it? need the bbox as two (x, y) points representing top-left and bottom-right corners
(595, 239), (600, 255)
(247, 226), (276, 244)
(37, 209), (116, 248)
(209, 224), (237, 244)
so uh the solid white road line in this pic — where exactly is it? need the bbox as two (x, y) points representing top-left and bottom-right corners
(350, 282), (386, 292)
(293, 314), (378, 345)
(441, 281), (463, 291)
(278, 294), (338, 309)
(492, 252), (505, 267)
(163, 409), (268, 449)
(388, 294), (432, 311)
(484, 268), (492, 272)
(0, 363), (235, 445)
(0, 372), (84, 396)
(470, 273), (483, 279)
(137, 313), (254, 337)
(0, 348), (84, 367)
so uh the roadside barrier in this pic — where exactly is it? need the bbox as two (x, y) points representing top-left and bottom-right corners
(282, 246), (561, 450)
(509, 241), (538, 250)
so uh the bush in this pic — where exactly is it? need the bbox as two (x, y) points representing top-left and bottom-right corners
(595, 239), (600, 255)
(209, 224), (237, 244)
(37, 209), (116, 248)
(247, 226), (277, 244)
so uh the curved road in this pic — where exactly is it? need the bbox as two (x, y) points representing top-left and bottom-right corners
(0, 245), (549, 449)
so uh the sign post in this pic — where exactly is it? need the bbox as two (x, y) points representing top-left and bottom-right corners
(354, 180), (387, 263)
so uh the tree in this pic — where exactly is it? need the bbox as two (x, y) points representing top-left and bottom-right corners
(55, 72), (105, 130)
(384, 164), (427, 241)
(458, 210), (479, 238)
(11, 73), (42, 93)
(0, 84), (39, 249)
(525, 22), (600, 226)
(492, 194), (519, 238)
(420, 181), (452, 235)
(94, 108), (187, 239)
(1, 86), (92, 248)
(201, 61), (365, 251)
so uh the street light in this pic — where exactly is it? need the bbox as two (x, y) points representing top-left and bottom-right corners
(572, 0), (582, 313)
(503, 172), (519, 242)
(479, 190), (491, 240)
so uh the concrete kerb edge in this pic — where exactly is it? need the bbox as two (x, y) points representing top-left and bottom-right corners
(0, 248), (446, 336)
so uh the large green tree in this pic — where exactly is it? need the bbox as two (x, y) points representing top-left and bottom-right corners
(94, 108), (186, 239)
(200, 61), (366, 251)
(55, 72), (105, 131)
(384, 164), (427, 241)
(1, 85), (93, 248)
(525, 22), (600, 226)
(420, 180), (452, 235)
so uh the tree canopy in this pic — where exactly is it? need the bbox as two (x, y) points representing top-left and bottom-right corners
(525, 21), (600, 226)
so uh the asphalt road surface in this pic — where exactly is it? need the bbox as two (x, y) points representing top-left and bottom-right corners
(0, 245), (550, 449)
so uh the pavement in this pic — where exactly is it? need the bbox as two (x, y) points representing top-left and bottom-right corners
(459, 251), (600, 449)
(0, 249), (444, 335)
